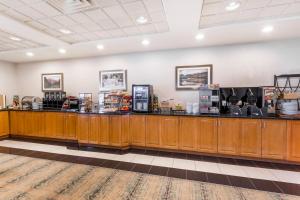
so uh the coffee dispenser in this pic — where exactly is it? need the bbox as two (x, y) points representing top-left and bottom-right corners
(132, 85), (153, 112)
(220, 87), (263, 116)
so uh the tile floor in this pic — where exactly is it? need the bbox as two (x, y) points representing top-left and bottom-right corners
(0, 139), (299, 185)
(1, 139), (300, 196)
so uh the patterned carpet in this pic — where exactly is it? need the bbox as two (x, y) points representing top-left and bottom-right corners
(0, 153), (298, 200)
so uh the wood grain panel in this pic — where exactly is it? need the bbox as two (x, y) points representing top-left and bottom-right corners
(287, 120), (300, 162)
(262, 120), (287, 160)
(179, 117), (198, 151)
(239, 119), (262, 158)
(198, 118), (218, 153)
(160, 116), (179, 150)
(218, 118), (240, 155)
(130, 115), (146, 146)
(145, 115), (161, 148)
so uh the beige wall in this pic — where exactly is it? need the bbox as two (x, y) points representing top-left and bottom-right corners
(14, 38), (300, 105)
(0, 61), (17, 104)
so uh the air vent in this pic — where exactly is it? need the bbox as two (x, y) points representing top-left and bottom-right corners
(47, 0), (98, 14)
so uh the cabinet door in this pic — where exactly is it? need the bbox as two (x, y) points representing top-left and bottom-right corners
(109, 116), (122, 146)
(45, 112), (65, 139)
(218, 118), (240, 155)
(89, 115), (99, 144)
(10, 111), (25, 135)
(0, 112), (9, 136)
(287, 121), (300, 162)
(77, 115), (90, 143)
(130, 115), (146, 146)
(262, 120), (287, 160)
(99, 115), (110, 145)
(160, 116), (179, 150)
(179, 117), (198, 151)
(198, 118), (218, 153)
(64, 113), (77, 140)
(145, 116), (161, 148)
(240, 119), (262, 158)
(31, 112), (45, 137)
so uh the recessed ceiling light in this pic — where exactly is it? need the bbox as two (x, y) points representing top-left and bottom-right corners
(142, 39), (150, 46)
(97, 44), (104, 50)
(9, 36), (22, 41)
(136, 16), (148, 24)
(58, 48), (66, 54)
(226, 1), (240, 11)
(262, 25), (274, 33)
(195, 33), (205, 40)
(26, 52), (34, 57)
(59, 29), (72, 34)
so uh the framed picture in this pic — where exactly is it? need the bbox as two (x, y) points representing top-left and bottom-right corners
(41, 73), (64, 92)
(99, 69), (127, 91)
(176, 65), (213, 90)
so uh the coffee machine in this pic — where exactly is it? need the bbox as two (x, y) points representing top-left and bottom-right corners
(220, 87), (263, 116)
(43, 91), (67, 110)
(132, 85), (153, 112)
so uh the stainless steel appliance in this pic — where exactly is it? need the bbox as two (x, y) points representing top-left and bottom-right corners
(199, 86), (220, 114)
(132, 85), (153, 112)
(21, 96), (42, 110)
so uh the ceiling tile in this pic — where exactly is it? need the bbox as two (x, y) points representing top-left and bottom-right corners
(260, 4), (288, 18)
(17, 6), (45, 20)
(0, 0), (169, 44)
(123, 26), (140, 35)
(30, 2), (61, 17)
(4, 9), (31, 22)
(143, 0), (164, 12)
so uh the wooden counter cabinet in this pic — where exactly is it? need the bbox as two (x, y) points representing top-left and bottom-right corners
(197, 118), (218, 153)
(218, 118), (240, 155)
(160, 116), (179, 150)
(145, 116), (161, 148)
(239, 119), (262, 158)
(179, 117), (198, 151)
(64, 113), (77, 140)
(130, 115), (146, 147)
(0, 111), (9, 136)
(287, 120), (300, 162)
(109, 115), (129, 148)
(262, 120), (287, 160)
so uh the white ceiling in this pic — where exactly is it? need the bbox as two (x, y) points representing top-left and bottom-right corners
(0, 0), (299, 63)
(200, 0), (300, 28)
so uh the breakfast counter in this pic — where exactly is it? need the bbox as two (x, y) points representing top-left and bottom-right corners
(1, 109), (300, 164)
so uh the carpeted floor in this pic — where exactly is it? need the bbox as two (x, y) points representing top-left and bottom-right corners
(0, 153), (298, 200)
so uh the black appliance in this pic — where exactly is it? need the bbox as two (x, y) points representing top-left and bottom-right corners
(43, 91), (67, 110)
(220, 87), (263, 116)
(132, 85), (153, 112)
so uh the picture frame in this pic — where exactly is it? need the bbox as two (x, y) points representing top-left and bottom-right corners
(175, 65), (213, 90)
(99, 69), (127, 91)
(41, 73), (64, 92)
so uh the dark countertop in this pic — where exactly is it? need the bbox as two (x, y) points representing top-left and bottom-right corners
(6, 109), (300, 120)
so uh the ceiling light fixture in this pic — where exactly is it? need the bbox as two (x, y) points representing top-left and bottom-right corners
(195, 33), (205, 40)
(58, 48), (66, 54)
(262, 25), (274, 33)
(97, 44), (104, 50)
(136, 16), (148, 24)
(226, 1), (240, 11)
(142, 39), (150, 46)
(26, 52), (34, 57)
(59, 29), (72, 34)
(9, 36), (22, 41)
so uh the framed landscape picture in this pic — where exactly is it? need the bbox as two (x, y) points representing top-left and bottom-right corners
(99, 69), (127, 91)
(176, 65), (213, 90)
(41, 73), (64, 92)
